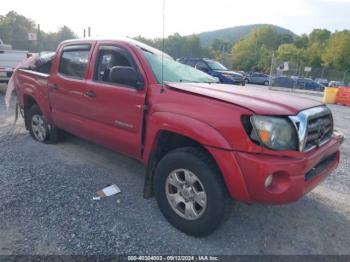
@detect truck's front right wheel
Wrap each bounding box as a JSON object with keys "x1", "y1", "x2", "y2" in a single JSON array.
[{"x1": 154, "y1": 147, "x2": 228, "y2": 237}]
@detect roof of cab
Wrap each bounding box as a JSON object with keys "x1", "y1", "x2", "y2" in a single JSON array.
[{"x1": 60, "y1": 38, "x2": 172, "y2": 58}]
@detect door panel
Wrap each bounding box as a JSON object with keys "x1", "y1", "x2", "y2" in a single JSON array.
[
  {"x1": 82, "y1": 81, "x2": 146, "y2": 158},
  {"x1": 78, "y1": 44, "x2": 147, "y2": 158},
  {"x1": 49, "y1": 44, "x2": 92, "y2": 136},
  {"x1": 49, "y1": 76, "x2": 88, "y2": 125}
]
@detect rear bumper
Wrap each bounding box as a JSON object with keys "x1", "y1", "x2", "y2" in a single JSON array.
[{"x1": 208, "y1": 134, "x2": 342, "y2": 204}]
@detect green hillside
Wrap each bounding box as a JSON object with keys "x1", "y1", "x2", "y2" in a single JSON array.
[{"x1": 197, "y1": 24, "x2": 296, "y2": 46}]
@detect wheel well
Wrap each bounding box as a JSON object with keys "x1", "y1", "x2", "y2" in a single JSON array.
[
  {"x1": 23, "y1": 95, "x2": 37, "y2": 129},
  {"x1": 143, "y1": 131, "x2": 221, "y2": 198},
  {"x1": 154, "y1": 131, "x2": 207, "y2": 163},
  {"x1": 24, "y1": 95, "x2": 37, "y2": 110}
]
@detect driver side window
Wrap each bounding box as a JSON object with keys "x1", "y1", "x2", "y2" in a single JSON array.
[
  {"x1": 94, "y1": 46, "x2": 136, "y2": 84},
  {"x1": 195, "y1": 61, "x2": 209, "y2": 71}
]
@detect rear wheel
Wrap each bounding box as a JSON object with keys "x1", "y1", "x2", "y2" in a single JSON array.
[
  {"x1": 28, "y1": 104, "x2": 59, "y2": 144},
  {"x1": 264, "y1": 80, "x2": 269, "y2": 86},
  {"x1": 245, "y1": 78, "x2": 249, "y2": 84},
  {"x1": 154, "y1": 147, "x2": 228, "y2": 237}
]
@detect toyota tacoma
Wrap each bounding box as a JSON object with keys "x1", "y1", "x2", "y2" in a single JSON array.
[{"x1": 12, "y1": 39, "x2": 344, "y2": 236}]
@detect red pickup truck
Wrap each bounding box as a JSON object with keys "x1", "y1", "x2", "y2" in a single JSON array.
[{"x1": 14, "y1": 39, "x2": 344, "y2": 236}]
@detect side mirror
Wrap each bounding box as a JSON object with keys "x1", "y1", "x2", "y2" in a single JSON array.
[{"x1": 109, "y1": 66, "x2": 144, "y2": 89}]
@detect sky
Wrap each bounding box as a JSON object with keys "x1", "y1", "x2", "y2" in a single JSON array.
[{"x1": 1, "y1": 0, "x2": 350, "y2": 38}]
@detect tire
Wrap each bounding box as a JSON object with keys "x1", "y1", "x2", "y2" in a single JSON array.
[
  {"x1": 245, "y1": 78, "x2": 249, "y2": 84},
  {"x1": 154, "y1": 147, "x2": 228, "y2": 237},
  {"x1": 28, "y1": 104, "x2": 60, "y2": 144},
  {"x1": 241, "y1": 81, "x2": 245, "y2": 86},
  {"x1": 264, "y1": 80, "x2": 269, "y2": 86}
]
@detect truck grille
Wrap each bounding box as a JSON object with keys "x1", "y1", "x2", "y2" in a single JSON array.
[
  {"x1": 304, "y1": 112, "x2": 333, "y2": 151},
  {"x1": 289, "y1": 106, "x2": 333, "y2": 152}
]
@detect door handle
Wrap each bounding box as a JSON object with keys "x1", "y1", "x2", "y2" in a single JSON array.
[
  {"x1": 49, "y1": 83, "x2": 60, "y2": 90},
  {"x1": 84, "y1": 90, "x2": 96, "y2": 98}
]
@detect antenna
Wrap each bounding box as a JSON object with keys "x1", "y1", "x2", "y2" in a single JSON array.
[{"x1": 160, "y1": 0, "x2": 165, "y2": 93}]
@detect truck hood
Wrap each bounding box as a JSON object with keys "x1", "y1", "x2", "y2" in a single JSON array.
[{"x1": 166, "y1": 82, "x2": 322, "y2": 115}]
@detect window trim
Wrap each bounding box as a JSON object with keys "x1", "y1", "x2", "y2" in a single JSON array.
[
  {"x1": 92, "y1": 44, "x2": 142, "y2": 89},
  {"x1": 58, "y1": 44, "x2": 91, "y2": 80}
]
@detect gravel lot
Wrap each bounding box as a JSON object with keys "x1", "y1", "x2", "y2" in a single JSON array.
[{"x1": 0, "y1": 86, "x2": 349, "y2": 255}]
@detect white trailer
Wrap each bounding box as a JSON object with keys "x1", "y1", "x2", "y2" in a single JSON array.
[{"x1": 0, "y1": 40, "x2": 28, "y2": 82}]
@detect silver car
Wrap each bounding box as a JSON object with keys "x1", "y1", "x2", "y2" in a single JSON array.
[{"x1": 245, "y1": 72, "x2": 270, "y2": 85}]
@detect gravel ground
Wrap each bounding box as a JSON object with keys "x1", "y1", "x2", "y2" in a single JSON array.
[{"x1": 0, "y1": 88, "x2": 349, "y2": 255}]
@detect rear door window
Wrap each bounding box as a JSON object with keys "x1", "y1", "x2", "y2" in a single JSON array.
[{"x1": 58, "y1": 45, "x2": 91, "y2": 79}]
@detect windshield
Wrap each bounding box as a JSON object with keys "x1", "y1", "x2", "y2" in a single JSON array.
[
  {"x1": 143, "y1": 51, "x2": 217, "y2": 84},
  {"x1": 205, "y1": 60, "x2": 228, "y2": 71}
]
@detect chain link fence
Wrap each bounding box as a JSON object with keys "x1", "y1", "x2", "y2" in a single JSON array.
[{"x1": 269, "y1": 58, "x2": 349, "y2": 92}]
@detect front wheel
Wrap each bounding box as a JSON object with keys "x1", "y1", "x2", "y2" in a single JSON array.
[{"x1": 154, "y1": 147, "x2": 228, "y2": 237}]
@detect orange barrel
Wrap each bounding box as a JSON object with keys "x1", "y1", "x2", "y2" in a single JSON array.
[{"x1": 335, "y1": 87, "x2": 350, "y2": 106}]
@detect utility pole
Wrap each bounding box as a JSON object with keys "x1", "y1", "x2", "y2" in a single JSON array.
[
  {"x1": 37, "y1": 24, "x2": 41, "y2": 52},
  {"x1": 321, "y1": 67, "x2": 325, "y2": 78},
  {"x1": 221, "y1": 44, "x2": 225, "y2": 65},
  {"x1": 88, "y1": 27, "x2": 91, "y2": 37},
  {"x1": 343, "y1": 70, "x2": 348, "y2": 83},
  {"x1": 83, "y1": 29, "x2": 86, "y2": 38},
  {"x1": 268, "y1": 52, "x2": 275, "y2": 90}
]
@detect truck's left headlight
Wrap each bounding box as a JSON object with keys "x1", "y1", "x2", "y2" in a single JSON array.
[{"x1": 249, "y1": 115, "x2": 298, "y2": 151}]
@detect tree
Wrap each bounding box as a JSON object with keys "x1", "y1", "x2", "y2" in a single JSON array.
[
  {"x1": 134, "y1": 33, "x2": 209, "y2": 59},
  {"x1": 0, "y1": 11, "x2": 77, "y2": 52},
  {"x1": 309, "y1": 29, "x2": 331, "y2": 46},
  {"x1": 277, "y1": 43, "x2": 307, "y2": 69},
  {"x1": 0, "y1": 11, "x2": 36, "y2": 50},
  {"x1": 209, "y1": 39, "x2": 232, "y2": 65},
  {"x1": 230, "y1": 26, "x2": 293, "y2": 71},
  {"x1": 322, "y1": 30, "x2": 350, "y2": 70},
  {"x1": 294, "y1": 34, "x2": 309, "y2": 49}
]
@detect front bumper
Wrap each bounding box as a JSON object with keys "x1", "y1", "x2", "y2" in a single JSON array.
[
  {"x1": 228, "y1": 79, "x2": 245, "y2": 85},
  {"x1": 208, "y1": 134, "x2": 343, "y2": 204}
]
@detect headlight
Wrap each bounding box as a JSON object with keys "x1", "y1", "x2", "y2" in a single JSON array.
[{"x1": 249, "y1": 116, "x2": 298, "y2": 151}]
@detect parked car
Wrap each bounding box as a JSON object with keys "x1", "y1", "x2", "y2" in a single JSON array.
[
  {"x1": 178, "y1": 58, "x2": 245, "y2": 85},
  {"x1": 272, "y1": 76, "x2": 325, "y2": 91},
  {"x1": 315, "y1": 78, "x2": 328, "y2": 87},
  {"x1": 0, "y1": 39, "x2": 28, "y2": 82},
  {"x1": 245, "y1": 72, "x2": 270, "y2": 85},
  {"x1": 272, "y1": 76, "x2": 294, "y2": 88},
  {"x1": 297, "y1": 78, "x2": 325, "y2": 91},
  {"x1": 329, "y1": 81, "x2": 345, "y2": 87},
  {"x1": 13, "y1": 38, "x2": 343, "y2": 236}
]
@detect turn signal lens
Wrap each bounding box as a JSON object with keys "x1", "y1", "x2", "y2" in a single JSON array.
[{"x1": 258, "y1": 129, "x2": 271, "y2": 144}]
